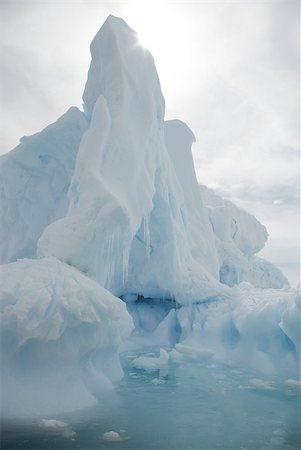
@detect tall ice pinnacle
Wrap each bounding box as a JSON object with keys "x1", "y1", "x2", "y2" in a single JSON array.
[
  {"x1": 83, "y1": 15, "x2": 162, "y2": 118},
  {"x1": 38, "y1": 14, "x2": 223, "y2": 302}
]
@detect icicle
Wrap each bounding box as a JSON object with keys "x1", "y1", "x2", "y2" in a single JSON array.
[
  {"x1": 104, "y1": 232, "x2": 114, "y2": 291},
  {"x1": 121, "y1": 239, "x2": 130, "y2": 288},
  {"x1": 143, "y1": 214, "x2": 151, "y2": 260}
]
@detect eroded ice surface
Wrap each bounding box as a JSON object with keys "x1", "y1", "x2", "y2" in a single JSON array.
[
  {"x1": 164, "y1": 119, "x2": 289, "y2": 290},
  {"x1": 0, "y1": 257, "x2": 133, "y2": 417},
  {"x1": 0, "y1": 107, "x2": 87, "y2": 264},
  {"x1": 200, "y1": 184, "x2": 290, "y2": 288}
]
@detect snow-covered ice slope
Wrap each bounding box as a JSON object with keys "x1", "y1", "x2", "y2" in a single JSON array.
[
  {"x1": 38, "y1": 15, "x2": 224, "y2": 303},
  {"x1": 0, "y1": 257, "x2": 133, "y2": 416},
  {"x1": 0, "y1": 107, "x2": 87, "y2": 264}
]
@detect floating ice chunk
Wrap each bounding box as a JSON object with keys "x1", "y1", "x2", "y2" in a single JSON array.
[
  {"x1": 285, "y1": 379, "x2": 301, "y2": 389},
  {"x1": 151, "y1": 378, "x2": 166, "y2": 385},
  {"x1": 41, "y1": 419, "x2": 69, "y2": 430},
  {"x1": 40, "y1": 419, "x2": 76, "y2": 438},
  {"x1": 174, "y1": 343, "x2": 213, "y2": 359},
  {"x1": 133, "y1": 348, "x2": 169, "y2": 375},
  {"x1": 249, "y1": 378, "x2": 276, "y2": 390},
  {"x1": 102, "y1": 431, "x2": 122, "y2": 442}
]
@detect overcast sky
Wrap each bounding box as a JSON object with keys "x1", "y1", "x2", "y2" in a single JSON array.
[{"x1": 0, "y1": 0, "x2": 300, "y2": 285}]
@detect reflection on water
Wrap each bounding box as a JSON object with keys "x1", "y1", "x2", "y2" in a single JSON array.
[{"x1": 1, "y1": 350, "x2": 300, "y2": 450}]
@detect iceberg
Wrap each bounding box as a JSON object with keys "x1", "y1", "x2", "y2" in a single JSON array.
[
  {"x1": 0, "y1": 14, "x2": 299, "y2": 422},
  {"x1": 1, "y1": 16, "x2": 288, "y2": 301}
]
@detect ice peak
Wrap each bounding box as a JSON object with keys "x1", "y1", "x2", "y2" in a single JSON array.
[
  {"x1": 101, "y1": 14, "x2": 136, "y2": 32},
  {"x1": 90, "y1": 14, "x2": 138, "y2": 49},
  {"x1": 82, "y1": 15, "x2": 141, "y2": 117}
]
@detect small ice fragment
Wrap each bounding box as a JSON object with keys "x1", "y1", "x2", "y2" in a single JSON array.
[
  {"x1": 40, "y1": 419, "x2": 76, "y2": 438},
  {"x1": 41, "y1": 419, "x2": 69, "y2": 430},
  {"x1": 285, "y1": 379, "x2": 301, "y2": 389},
  {"x1": 249, "y1": 378, "x2": 276, "y2": 390},
  {"x1": 103, "y1": 431, "x2": 122, "y2": 442},
  {"x1": 174, "y1": 343, "x2": 213, "y2": 359},
  {"x1": 151, "y1": 378, "x2": 166, "y2": 385},
  {"x1": 132, "y1": 349, "x2": 169, "y2": 373}
]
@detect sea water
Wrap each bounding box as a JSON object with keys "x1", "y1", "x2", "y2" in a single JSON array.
[{"x1": 1, "y1": 349, "x2": 300, "y2": 450}]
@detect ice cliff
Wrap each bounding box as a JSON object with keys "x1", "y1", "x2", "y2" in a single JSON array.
[{"x1": 0, "y1": 15, "x2": 299, "y2": 416}]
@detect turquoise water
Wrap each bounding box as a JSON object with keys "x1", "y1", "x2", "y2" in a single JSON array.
[{"x1": 2, "y1": 350, "x2": 300, "y2": 450}]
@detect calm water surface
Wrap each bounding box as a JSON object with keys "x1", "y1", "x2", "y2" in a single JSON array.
[{"x1": 1, "y1": 350, "x2": 300, "y2": 450}]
